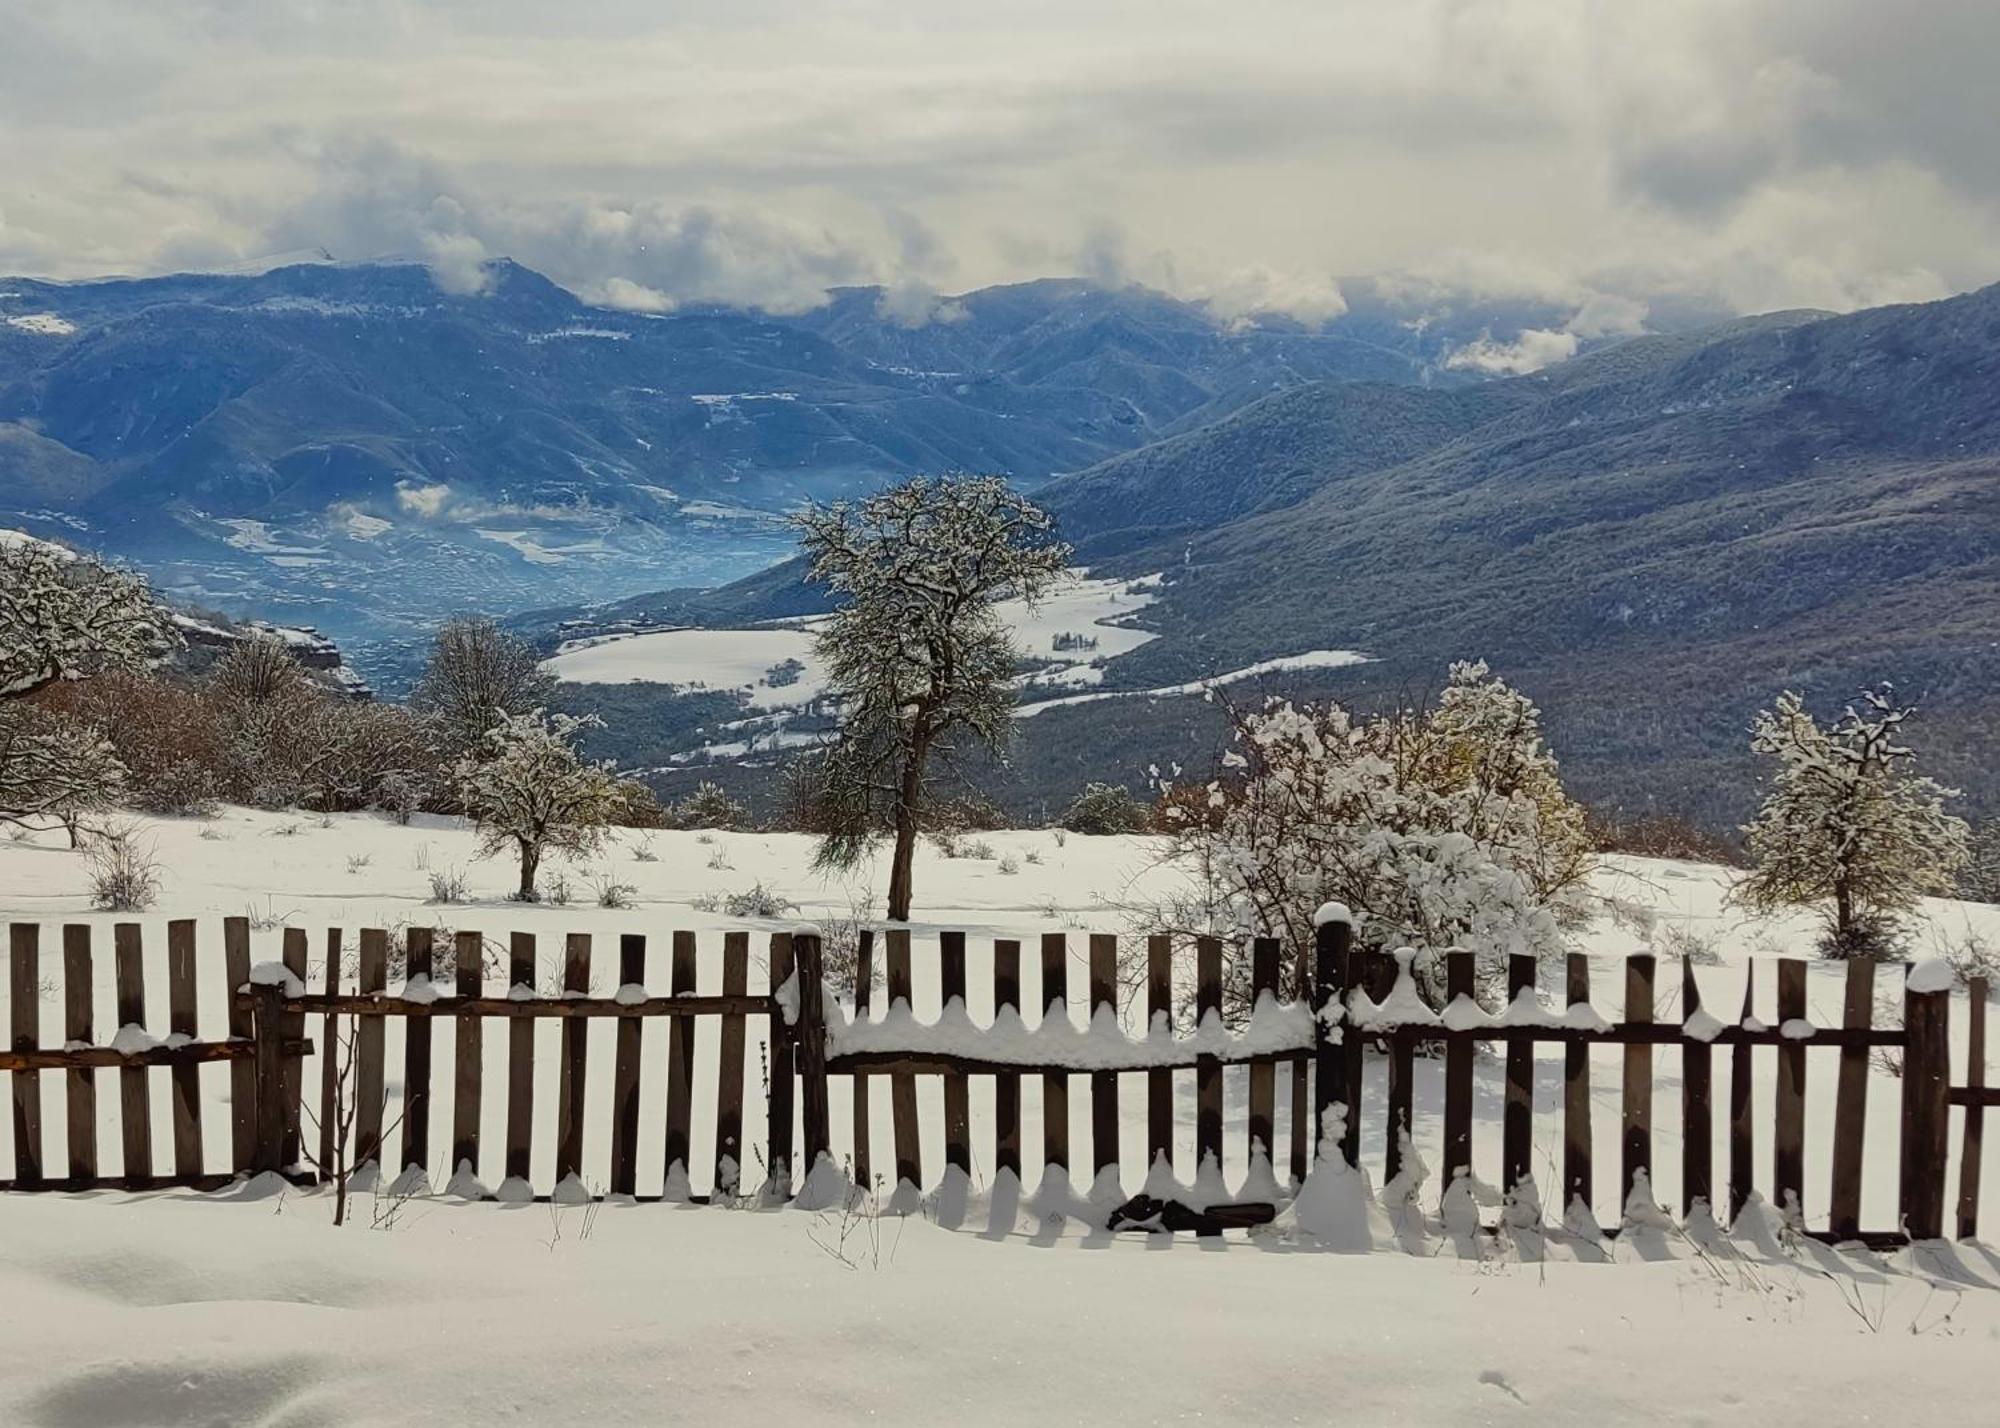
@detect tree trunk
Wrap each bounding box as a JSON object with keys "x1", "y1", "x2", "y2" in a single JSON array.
[
  {"x1": 1833, "y1": 878, "x2": 1854, "y2": 954},
  {"x1": 518, "y1": 840, "x2": 541, "y2": 903},
  {"x1": 885, "y1": 736, "x2": 929, "y2": 922}
]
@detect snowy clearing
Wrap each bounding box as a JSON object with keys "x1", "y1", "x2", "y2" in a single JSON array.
[{"x1": 2, "y1": 810, "x2": 1998, "y2": 1420}]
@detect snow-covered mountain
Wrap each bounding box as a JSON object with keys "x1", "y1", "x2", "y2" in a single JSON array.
[{"x1": 0, "y1": 260, "x2": 1663, "y2": 650}]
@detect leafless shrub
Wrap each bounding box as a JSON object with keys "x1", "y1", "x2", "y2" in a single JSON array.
[
  {"x1": 427, "y1": 865, "x2": 469, "y2": 904},
  {"x1": 589, "y1": 872, "x2": 638, "y2": 909},
  {"x1": 723, "y1": 881, "x2": 796, "y2": 919},
  {"x1": 85, "y1": 825, "x2": 160, "y2": 911}
]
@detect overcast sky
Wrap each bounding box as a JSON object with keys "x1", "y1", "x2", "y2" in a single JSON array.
[{"x1": 5, "y1": 0, "x2": 1997, "y2": 323}]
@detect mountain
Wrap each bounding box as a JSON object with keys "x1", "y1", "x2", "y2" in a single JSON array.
[
  {"x1": 0, "y1": 260, "x2": 1629, "y2": 657},
  {"x1": 1035, "y1": 287, "x2": 2000, "y2": 825},
  {"x1": 552, "y1": 285, "x2": 2000, "y2": 830}
]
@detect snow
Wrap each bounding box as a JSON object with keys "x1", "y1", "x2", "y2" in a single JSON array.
[
  {"x1": 4, "y1": 313, "x2": 76, "y2": 336},
  {"x1": 474, "y1": 528, "x2": 570, "y2": 565},
  {"x1": 545, "y1": 627, "x2": 826, "y2": 709},
  {"x1": 0, "y1": 818, "x2": 1998, "y2": 1415},
  {"x1": 1016, "y1": 648, "x2": 1372, "y2": 718},
  {"x1": 1313, "y1": 900, "x2": 1354, "y2": 927},
  {"x1": 1908, "y1": 958, "x2": 1956, "y2": 994}
]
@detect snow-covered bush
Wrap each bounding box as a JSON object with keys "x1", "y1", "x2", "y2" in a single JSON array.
[
  {"x1": 1961, "y1": 820, "x2": 2000, "y2": 905},
  {"x1": 0, "y1": 705, "x2": 125, "y2": 842},
  {"x1": 1733, "y1": 687, "x2": 1969, "y2": 958},
  {"x1": 0, "y1": 537, "x2": 171, "y2": 701},
  {"x1": 454, "y1": 710, "x2": 628, "y2": 902},
  {"x1": 1158, "y1": 661, "x2": 1594, "y2": 1006},
  {"x1": 1060, "y1": 782, "x2": 1151, "y2": 835},
  {"x1": 426, "y1": 866, "x2": 470, "y2": 904},
  {"x1": 589, "y1": 872, "x2": 638, "y2": 909},
  {"x1": 721, "y1": 881, "x2": 797, "y2": 918},
  {"x1": 998, "y1": 853, "x2": 1021, "y2": 875},
  {"x1": 675, "y1": 780, "x2": 749, "y2": 831},
  {"x1": 85, "y1": 825, "x2": 160, "y2": 911}
]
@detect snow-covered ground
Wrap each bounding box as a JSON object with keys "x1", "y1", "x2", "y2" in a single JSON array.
[{"x1": 2, "y1": 810, "x2": 1997, "y2": 1420}]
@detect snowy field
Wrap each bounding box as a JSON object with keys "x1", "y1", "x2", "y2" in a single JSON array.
[{"x1": 2, "y1": 810, "x2": 1998, "y2": 1421}]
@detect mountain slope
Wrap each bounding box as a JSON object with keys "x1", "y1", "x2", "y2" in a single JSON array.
[
  {"x1": 1057, "y1": 285, "x2": 2000, "y2": 823},
  {"x1": 1, "y1": 260, "x2": 1614, "y2": 647}
]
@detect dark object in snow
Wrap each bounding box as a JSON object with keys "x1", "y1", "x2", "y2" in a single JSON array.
[{"x1": 1106, "y1": 1194, "x2": 1277, "y2": 1237}]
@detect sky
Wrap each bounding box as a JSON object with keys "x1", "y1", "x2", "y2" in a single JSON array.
[{"x1": 4, "y1": 0, "x2": 1998, "y2": 325}]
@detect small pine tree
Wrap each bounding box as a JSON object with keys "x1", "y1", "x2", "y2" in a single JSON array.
[
  {"x1": 676, "y1": 780, "x2": 749, "y2": 830},
  {"x1": 455, "y1": 710, "x2": 627, "y2": 901},
  {"x1": 1060, "y1": 782, "x2": 1150, "y2": 835},
  {"x1": 1734, "y1": 687, "x2": 1970, "y2": 956}
]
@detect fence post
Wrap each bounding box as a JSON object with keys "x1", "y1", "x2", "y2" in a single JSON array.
[
  {"x1": 1899, "y1": 971, "x2": 1951, "y2": 1240},
  {"x1": 250, "y1": 981, "x2": 286, "y2": 1177},
  {"x1": 1311, "y1": 906, "x2": 1352, "y2": 1165},
  {"x1": 795, "y1": 933, "x2": 832, "y2": 1180}
]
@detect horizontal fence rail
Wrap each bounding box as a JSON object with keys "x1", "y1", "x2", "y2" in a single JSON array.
[{"x1": 0, "y1": 918, "x2": 1991, "y2": 1244}]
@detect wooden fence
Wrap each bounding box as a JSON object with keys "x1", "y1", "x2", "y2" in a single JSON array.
[{"x1": 2, "y1": 916, "x2": 1993, "y2": 1243}]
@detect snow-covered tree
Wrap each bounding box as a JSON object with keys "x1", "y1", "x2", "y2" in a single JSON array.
[
  {"x1": 675, "y1": 779, "x2": 749, "y2": 830},
  {"x1": 455, "y1": 710, "x2": 626, "y2": 901},
  {"x1": 1159, "y1": 661, "x2": 1595, "y2": 1007},
  {"x1": 793, "y1": 475, "x2": 1071, "y2": 921},
  {"x1": 412, "y1": 617, "x2": 555, "y2": 765},
  {"x1": 0, "y1": 536, "x2": 170, "y2": 701},
  {"x1": 0, "y1": 707, "x2": 125, "y2": 841},
  {"x1": 1734, "y1": 686, "x2": 1970, "y2": 956}
]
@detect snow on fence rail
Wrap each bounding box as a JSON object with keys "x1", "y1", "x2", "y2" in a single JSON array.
[{"x1": 0, "y1": 917, "x2": 1992, "y2": 1243}]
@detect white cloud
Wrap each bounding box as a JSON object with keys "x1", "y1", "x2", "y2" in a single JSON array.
[
  {"x1": 395, "y1": 481, "x2": 452, "y2": 518},
  {"x1": 1443, "y1": 328, "x2": 1580, "y2": 376},
  {"x1": 1, "y1": 2, "x2": 1996, "y2": 319}
]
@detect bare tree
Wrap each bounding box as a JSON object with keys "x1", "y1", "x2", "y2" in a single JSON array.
[
  {"x1": 0, "y1": 536, "x2": 171, "y2": 702},
  {"x1": 792, "y1": 475, "x2": 1070, "y2": 921},
  {"x1": 411, "y1": 617, "x2": 555, "y2": 764}
]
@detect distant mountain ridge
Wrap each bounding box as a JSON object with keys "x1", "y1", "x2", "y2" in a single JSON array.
[
  {"x1": 0, "y1": 259, "x2": 1637, "y2": 650},
  {"x1": 542, "y1": 282, "x2": 2000, "y2": 829}
]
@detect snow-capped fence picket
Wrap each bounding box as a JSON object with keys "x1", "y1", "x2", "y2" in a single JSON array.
[
  {"x1": 0, "y1": 915, "x2": 1993, "y2": 1246},
  {"x1": 2, "y1": 919, "x2": 314, "y2": 1192}
]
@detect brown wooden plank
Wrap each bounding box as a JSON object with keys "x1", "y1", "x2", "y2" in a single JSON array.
[
  {"x1": 451, "y1": 930, "x2": 483, "y2": 1180},
  {"x1": 663, "y1": 930, "x2": 696, "y2": 1190},
  {"x1": 1249, "y1": 938, "x2": 1278, "y2": 1177},
  {"x1": 1622, "y1": 954, "x2": 1656, "y2": 1208},
  {"x1": 942, "y1": 930, "x2": 972, "y2": 1177},
  {"x1": 1088, "y1": 932, "x2": 1118, "y2": 1183},
  {"x1": 1503, "y1": 952, "x2": 1535, "y2": 1198},
  {"x1": 504, "y1": 931, "x2": 534, "y2": 1184},
  {"x1": 1196, "y1": 934, "x2": 1223, "y2": 1177},
  {"x1": 397, "y1": 927, "x2": 433, "y2": 1176},
  {"x1": 250, "y1": 982, "x2": 285, "y2": 1175},
  {"x1": 1728, "y1": 973, "x2": 1755, "y2": 1221},
  {"x1": 1041, "y1": 932, "x2": 1070, "y2": 1177},
  {"x1": 1957, "y1": 977, "x2": 1987, "y2": 1242},
  {"x1": 223, "y1": 916, "x2": 254, "y2": 1173},
  {"x1": 1899, "y1": 972, "x2": 1952, "y2": 1240},
  {"x1": 316, "y1": 928, "x2": 341, "y2": 1182},
  {"x1": 1442, "y1": 951, "x2": 1474, "y2": 1202},
  {"x1": 885, "y1": 927, "x2": 921, "y2": 1188},
  {"x1": 10, "y1": 924, "x2": 44, "y2": 1188},
  {"x1": 1563, "y1": 952, "x2": 1592, "y2": 1219},
  {"x1": 167, "y1": 919, "x2": 203, "y2": 1176},
  {"x1": 1680, "y1": 958, "x2": 1713, "y2": 1216},
  {"x1": 1146, "y1": 934, "x2": 1172, "y2": 1175},
  {"x1": 355, "y1": 928, "x2": 389, "y2": 1171},
  {"x1": 765, "y1": 931, "x2": 796, "y2": 1194},
  {"x1": 607, "y1": 933, "x2": 646, "y2": 1196},
  {"x1": 1828, "y1": 958, "x2": 1876, "y2": 1240},
  {"x1": 1340, "y1": 942, "x2": 1367, "y2": 1170},
  {"x1": 556, "y1": 932, "x2": 591, "y2": 1186},
  {"x1": 1773, "y1": 957, "x2": 1806, "y2": 1219},
  {"x1": 1386, "y1": 958, "x2": 1415, "y2": 1185},
  {"x1": 62, "y1": 925, "x2": 95, "y2": 1181},
  {"x1": 113, "y1": 923, "x2": 152, "y2": 1186},
  {"x1": 1291, "y1": 935, "x2": 1311, "y2": 1185},
  {"x1": 280, "y1": 927, "x2": 307, "y2": 1170},
  {"x1": 714, "y1": 930, "x2": 749, "y2": 1194},
  {"x1": 794, "y1": 932, "x2": 832, "y2": 1175},
  {"x1": 993, "y1": 937, "x2": 1021, "y2": 1180},
  {"x1": 1313, "y1": 917, "x2": 1350, "y2": 1163},
  {"x1": 0, "y1": 1039, "x2": 307, "y2": 1073}
]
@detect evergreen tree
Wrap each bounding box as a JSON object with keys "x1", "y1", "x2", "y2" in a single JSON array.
[
  {"x1": 1734, "y1": 686, "x2": 1970, "y2": 956},
  {"x1": 793, "y1": 475, "x2": 1070, "y2": 921}
]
